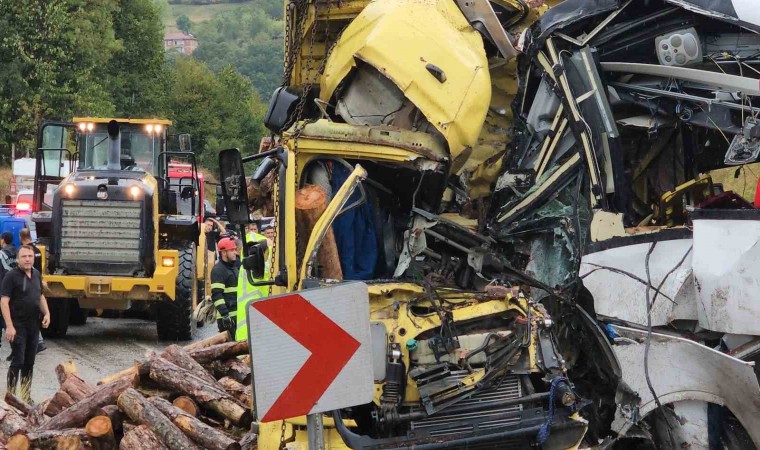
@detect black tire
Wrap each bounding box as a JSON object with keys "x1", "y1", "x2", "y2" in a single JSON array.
[
  {"x1": 156, "y1": 242, "x2": 195, "y2": 341},
  {"x1": 42, "y1": 298, "x2": 70, "y2": 338},
  {"x1": 69, "y1": 299, "x2": 88, "y2": 326}
]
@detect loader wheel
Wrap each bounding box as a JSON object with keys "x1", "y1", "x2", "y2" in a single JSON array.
[
  {"x1": 69, "y1": 299, "x2": 88, "y2": 326},
  {"x1": 157, "y1": 242, "x2": 195, "y2": 341},
  {"x1": 42, "y1": 298, "x2": 71, "y2": 338}
]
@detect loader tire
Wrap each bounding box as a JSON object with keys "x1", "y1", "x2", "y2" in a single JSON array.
[
  {"x1": 42, "y1": 298, "x2": 70, "y2": 338},
  {"x1": 69, "y1": 299, "x2": 88, "y2": 326},
  {"x1": 157, "y1": 242, "x2": 195, "y2": 341}
]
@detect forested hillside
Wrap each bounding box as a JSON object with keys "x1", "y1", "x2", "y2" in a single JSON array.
[{"x1": 0, "y1": 0, "x2": 283, "y2": 171}]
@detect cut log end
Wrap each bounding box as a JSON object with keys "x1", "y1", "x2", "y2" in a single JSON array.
[
  {"x1": 171, "y1": 397, "x2": 198, "y2": 417},
  {"x1": 85, "y1": 416, "x2": 112, "y2": 437},
  {"x1": 6, "y1": 435, "x2": 29, "y2": 450},
  {"x1": 295, "y1": 184, "x2": 328, "y2": 211}
]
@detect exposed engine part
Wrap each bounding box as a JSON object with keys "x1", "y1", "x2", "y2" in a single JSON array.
[
  {"x1": 409, "y1": 373, "x2": 523, "y2": 438},
  {"x1": 724, "y1": 119, "x2": 760, "y2": 165},
  {"x1": 381, "y1": 343, "x2": 406, "y2": 408},
  {"x1": 655, "y1": 28, "x2": 702, "y2": 67},
  {"x1": 410, "y1": 331, "x2": 514, "y2": 366}
]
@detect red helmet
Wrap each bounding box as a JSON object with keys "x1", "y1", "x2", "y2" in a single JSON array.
[{"x1": 217, "y1": 237, "x2": 237, "y2": 251}]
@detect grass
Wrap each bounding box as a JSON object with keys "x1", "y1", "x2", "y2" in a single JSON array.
[{"x1": 165, "y1": 1, "x2": 254, "y2": 34}]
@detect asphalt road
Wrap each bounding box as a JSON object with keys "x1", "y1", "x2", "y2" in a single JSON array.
[{"x1": 0, "y1": 317, "x2": 216, "y2": 403}]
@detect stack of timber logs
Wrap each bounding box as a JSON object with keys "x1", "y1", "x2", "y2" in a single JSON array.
[{"x1": 0, "y1": 333, "x2": 257, "y2": 450}]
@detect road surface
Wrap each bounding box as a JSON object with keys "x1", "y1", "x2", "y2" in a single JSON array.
[{"x1": 0, "y1": 317, "x2": 217, "y2": 403}]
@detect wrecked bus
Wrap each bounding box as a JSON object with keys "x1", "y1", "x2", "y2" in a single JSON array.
[{"x1": 222, "y1": 0, "x2": 760, "y2": 448}]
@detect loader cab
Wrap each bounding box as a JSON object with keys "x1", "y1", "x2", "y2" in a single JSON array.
[{"x1": 75, "y1": 119, "x2": 168, "y2": 175}]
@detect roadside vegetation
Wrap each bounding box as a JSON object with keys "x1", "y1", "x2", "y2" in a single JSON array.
[{"x1": 0, "y1": 0, "x2": 283, "y2": 172}]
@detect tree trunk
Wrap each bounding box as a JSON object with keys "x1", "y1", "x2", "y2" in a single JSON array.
[
  {"x1": 99, "y1": 332, "x2": 230, "y2": 386},
  {"x1": 85, "y1": 416, "x2": 115, "y2": 450},
  {"x1": 3, "y1": 393, "x2": 43, "y2": 428},
  {"x1": 0, "y1": 404, "x2": 28, "y2": 438},
  {"x1": 61, "y1": 377, "x2": 95, "y2": 403},
  {"x1": 171, "y1": 397, "x2": 198, "y2": 418},
  {"x1": 239, "y1": 432, "x2": 257, "y2": 450},
  {"x1": 217, "y1": 377, "x2": 252, "y2": 407},
  {"x1": 44, "y1": 391, "x2": 75, "y2": 417},
  {"x1": 53, "y1": 435, "x2": 85, "y2": 450},
  {"x1": 209, "y1": 359, "x2": 251, "y2": 385},
  {"x1": 93, "y1": 406, "x2": 124, "y2": 433},
  {"x1": 295, "y1": 184, "x2": 343, "y2": 280},
  {"x1": 183, "y1": 332, "x2": 230, "y2": 351},
  {"x1": 54, "y1": 361, "x2": 79, "y2": 385},
  {"x1": 136, "y1": 386, "x2": 173, "y2": 401},
  {"x1": 29, "y1": 401, "x2": 48, "y2": 427},
  {"x1": 120, "y1": 423, "x2": 137, "y2": 436},
  {"x1": 148, "y1": 358, "x2": 251, "y2": 426},
  {"x1": 42, "y1": 374, "x2": 138, "y2": 431},
  {"x1": 4, "y1": 394, "x2": 32, "y2": 417},
  {"x1": 161, "y1": 345, "x2": 217, "y2": 385},
  {"x1": 119, "y1": 425, "x2": 168, "y2": 450},
  {"x1": 10, "y1": 429, "x2": 87, "y2": 450},
  {"x1": 148, "y1": 397, "x2": 241, "y2": 450},
  {"x1": 117, "y1": 389, "x2": 200, "y2": 450},
  {"x1": 188, "y1": 341, "x2": 249, "y2": 365}
]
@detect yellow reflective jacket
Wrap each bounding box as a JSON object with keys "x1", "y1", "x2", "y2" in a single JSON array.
[{"x1": 235, "y1": 232, "x2": 269, "y2": 341}]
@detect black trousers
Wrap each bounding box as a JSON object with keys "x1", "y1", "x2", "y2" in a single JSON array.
[{"x1": 7, "y1": 323, "x2": 39, "y2": 401}]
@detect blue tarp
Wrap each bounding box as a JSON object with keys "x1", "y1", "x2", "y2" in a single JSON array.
[{"x1": 330, "y1": 164, "x2": 379, "y2": 280}]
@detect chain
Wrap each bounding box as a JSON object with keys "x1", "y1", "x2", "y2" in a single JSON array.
[
  {"x1": 278, "y1": 418, "x2": 287, "y2": 450},
  {"x1": 268, "y1": 168, "x2": 279, "y2": 295},
  {"x1": 282, "y1": 0, "x2": 310, "y2": 88}
]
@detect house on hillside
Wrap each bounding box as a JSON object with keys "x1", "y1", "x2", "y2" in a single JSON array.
[{"x1": 163, "y1": 33, "x2": 198, "y2": 54}]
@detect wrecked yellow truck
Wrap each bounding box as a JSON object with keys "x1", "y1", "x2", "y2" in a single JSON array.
[{"x1": 221, "y1": 0, "x2": 760, "y2": 448}]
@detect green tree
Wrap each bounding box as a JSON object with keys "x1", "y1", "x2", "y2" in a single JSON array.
[
  {"x1": 166, "y1": 58, "x2": 266, "y2": 169},
  {"x1": 0, "y1": 0, "x2": 120, "y2": 156},
  {"x1": 151, "y1": 0, "x2": 171, "y2": 22},
  {"x1": 192, "y1": 6, "x2": 284, "y2": 99},
  {"x1": 176, "y1": 15, "x2": 191, "y2": 34},
  {"x1": 107, "y1": 0, "x2": 168, "y2": 117}
]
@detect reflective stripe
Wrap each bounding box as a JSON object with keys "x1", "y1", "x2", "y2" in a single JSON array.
[
  {"x1": 229, "y1": 311, "x2": 238, "y2": 318},
  {"x1": 213, "y1": 299, "x2": 226, "y2": 307},
  {"x1": 223, "y1": 287, "x2": 237, "y2": 293},
  {"x1": 210, "y1": 283, "x2": 226, "y2": 290}
]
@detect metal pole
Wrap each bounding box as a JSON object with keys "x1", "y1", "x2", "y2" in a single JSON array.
[{"x1": 307, "y1": 413, "x2": 325, "y2": 450}]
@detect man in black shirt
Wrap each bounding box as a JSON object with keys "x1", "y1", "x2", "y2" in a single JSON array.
[
  {"x1": 0, "y1": 245, "x2": 50, "y2": 402},
  {"x1": 204, "y1": 217, "x2": 226, "y2": 253},
  {"x1": 19, "y1": 228, "x2": 46, "y2": 354},
  {"x1": 18, "y1": 229, "x2": 40, "y2": 272}
]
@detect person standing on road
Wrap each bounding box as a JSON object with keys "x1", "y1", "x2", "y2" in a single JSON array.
[
  {"x1": 0, "y1": 245, "x2": 50, "y2": 402},
  {"x1": 0, "y1": 232, "x2": 17, "y2": 345},
  {"x1": 210, "y1": 237, "x2": 239, "y2": 337},
  {"x1": 19, "y1": 228, "x2": 46, "y2": 354}
]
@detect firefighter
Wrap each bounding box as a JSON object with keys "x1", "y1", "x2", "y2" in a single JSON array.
[
  {"x1": 209, "y1": 237, "x2": 239, "y2": 337},
  {"x1": 235, "y1": 231, "x2": 269, "y2": 341}
]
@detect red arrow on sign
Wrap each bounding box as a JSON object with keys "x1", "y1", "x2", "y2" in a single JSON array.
[{"x1": 253, "y1": 293, "x2": 361, "y2": 422}]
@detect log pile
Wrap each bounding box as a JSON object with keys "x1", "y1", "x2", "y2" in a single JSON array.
[{"x1": 0, "y1": 333, "x2": 257, "y2": 450}]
